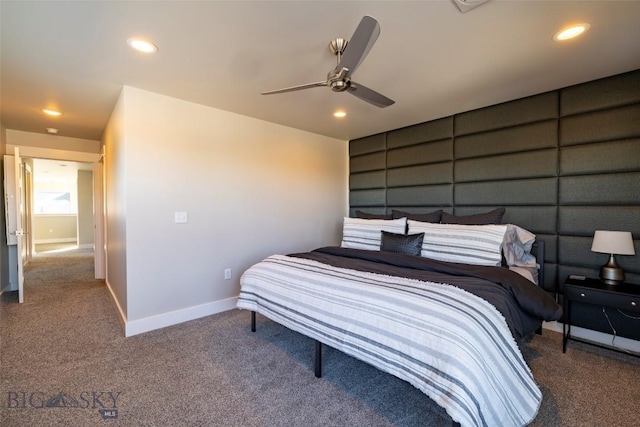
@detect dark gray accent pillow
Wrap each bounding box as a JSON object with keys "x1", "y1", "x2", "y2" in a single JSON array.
[
  {"x1": 392, "y1": 209, "x2": 443, "y2": 223},
  {"x1": 356, "y1": 210, "x2": 392, "y2": 220},
  {"x1": 441, "y1": 207, "x2": 505, "y2": 225},
  {"x1": 380, "y1": 231, "x2": 424, "y2": 256}
]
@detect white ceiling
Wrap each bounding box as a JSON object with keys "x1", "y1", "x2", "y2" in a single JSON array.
[
  {"x1": 1, "y1": 1, "x2": 640, "y2": 142},
  {"x1": 32, "y1": 158, "x2": 93, "y2": 185}
]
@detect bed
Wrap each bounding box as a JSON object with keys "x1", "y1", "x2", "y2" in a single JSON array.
[{"x1": 237, "y1": 215, "x2": 562, "y2": 427}]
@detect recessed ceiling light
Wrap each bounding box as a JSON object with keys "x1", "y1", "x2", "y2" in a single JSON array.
[
  {"x1": 553, "y1": 23, "x2": 590, "y2": 42},
  {"x1": 127, "y1": 37, "x2": 158, "y2": 53},
  {"x1": 42, "y1": 108, "x2": 62, "y2": 116},
  {"x1": 334, "y1": 111, "x2": 347, "y2": 118},
  {"x1": 46, "y1": 128, "x2": 59, "y2": 134}
]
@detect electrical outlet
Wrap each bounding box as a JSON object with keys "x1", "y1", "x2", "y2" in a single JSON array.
[{"x1": 224, "y1": 268, "x2": 232, "y2": 280}]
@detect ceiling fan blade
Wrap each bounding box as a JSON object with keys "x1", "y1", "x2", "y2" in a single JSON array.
[
  {"x1": 261, "y1": 81, "x2": 328, "y2": 95},
  {"x1": 337, "y1": 16, "x2": 380, "y2": 76},
  {"x1": 347, "y1": 81, "x2": 395, "y2": 108}
]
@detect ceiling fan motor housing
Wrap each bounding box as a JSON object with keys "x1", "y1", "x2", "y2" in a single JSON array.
[
  {"x1": 330, "y1": 79, "x2": 350, "y2": 92},
  {"x1": 327, "y1": 66, "x2": 351, "y2": 92}
]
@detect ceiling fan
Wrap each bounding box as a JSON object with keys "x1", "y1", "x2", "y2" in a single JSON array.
[{"x1": 261, "y1": 16, "x2": 395, "y2": 108}]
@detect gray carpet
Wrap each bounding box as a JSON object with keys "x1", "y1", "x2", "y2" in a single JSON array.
[{"x1": 1, "y1": 248, "x2": 639, "y2": 426}]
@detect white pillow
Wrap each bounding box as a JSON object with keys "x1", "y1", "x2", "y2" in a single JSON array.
[
  {"x1": 502, "y1": 224, "x2": 537, "y2": 267},
  {"x1": 341, "y1": 217, "x2": 407, "y2": 251},
  {"x1": 407, "y1": 221, "x2": 508, "y2": 266}
]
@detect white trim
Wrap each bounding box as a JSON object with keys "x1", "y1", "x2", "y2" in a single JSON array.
[
  {"x1": 6, "y1": 144, "x2": 101, "y2": 163},
  {"x1": 124, "y1": 297, "x2": 238, "y2": 337},
  {"x1": 34, "y1": 238, "x2": 77, "y2": 244},
  {"x1": 33, "y1": 214, "x2": 78, "y2": 217},
  {"x1": 543, "y1": 321, "x2": 640, "y2": 354},
  {"x1": 78, "y1": 243, "x2": 94, "y2": 250},
  {"x1": 105, "y1": 278, "x2": 127, "y2": 333}
]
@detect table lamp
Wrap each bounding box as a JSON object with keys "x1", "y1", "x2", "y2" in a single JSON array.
[{"x1": 590, "y1": 230, "x2": 635, "y2": 285}]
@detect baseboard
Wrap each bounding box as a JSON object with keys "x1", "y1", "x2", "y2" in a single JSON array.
[
  {"x1": 103, "y1": 279, "x2": 237, "y2": 337},
  {"x1": 78, "y1": 243, "x2": 94, "y2": 250},
  {"x1": 124, "y1": 297, "x2": 238, "y2": 337},
  {"x1": 34, "y1": 238, "x2": 77, "y2": 244},
  {"x1": 104, "y1": 278, "x2": 128, "y2": 333},
  {"x1": 543, "y1": 321, "x2": 640, "y2": 354}
]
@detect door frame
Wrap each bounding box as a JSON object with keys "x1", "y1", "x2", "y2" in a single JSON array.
[
  {"x1": 3, "y1": 148, "x2": 25, "y2": 301},
  {"x1": 23, "y1": 161, "x2": 34, "y2": 264},
  {"x1": 5, "y1": 144, "x2": 103, "y2": 280}
]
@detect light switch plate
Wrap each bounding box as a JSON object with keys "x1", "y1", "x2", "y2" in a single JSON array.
[{"x1": 174, "y1": 211, "x2": 188, "y2": 224}]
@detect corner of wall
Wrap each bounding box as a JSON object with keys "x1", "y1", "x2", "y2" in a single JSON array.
[{"x1": 123, "y1": 297, "x2": 238, "y2": 337}]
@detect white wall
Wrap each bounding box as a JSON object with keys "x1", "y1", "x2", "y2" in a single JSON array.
[
  {"x1": 104, "y1": 86, "x2": 348, "y2": 335},
  {"x1": 103, "y1": 93, "x2": 128, "y2": 321},
  {"x1": 33, "y1": 215, "x2": 77, "y2": 243}
]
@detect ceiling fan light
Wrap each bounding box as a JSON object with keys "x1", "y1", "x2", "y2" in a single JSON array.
[
  {"x1": 42, "y1": 108, "x2": 62, "y2": 116},
  {"x1": 553, "y1": 23, "x2": 590, "y2": 41}
]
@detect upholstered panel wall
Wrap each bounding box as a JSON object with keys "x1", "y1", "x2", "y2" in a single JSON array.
[{"x1": 349, "y1": 69, "x2": 640, "y2": 339}]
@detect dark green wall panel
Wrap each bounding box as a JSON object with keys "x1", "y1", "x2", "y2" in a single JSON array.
[
  {"x1": 350, "y1": 170, "x2": 386, "y2": 190},
  {"x1": 387, "y1": 185, "x2": 453, "y2": 207},
  {"x1": 455, "y1": 120, "x2": 558, "y2": 159},
  {"x1": 559, "y1": 173, "x2": 640, "y2": 205},
  {"x1": 387, "y1": 163, "x2": 452, "y2": 187},
  {"x1": 387, "y1": 139, "x2": 453, "y2": 168},
  {"x1": 560, "y1": 104, "x2": 640, "y2": 146},
  {"x1": 350, "y1": 133, "x2": 385, "y2": 156},
  {"x1": 558, "y1": 206, "x2": 640, "y2": 236},
  {"x1": 561, "y1": 70, "x2": 640, "y2": 116},
  {"x1": 349, "y1": 189, "x2": 385, "y2": 207},
  {"x1": 560, "y1": 138, "x2": 640, "y2": 176},
  {"x1": 350, "y1": 151, "x2": 385, "y2": 173},
  {"x1": 455, "y1": 92, "x2": 558, "y2": 135},
  {"x1": 455, "y1": 178, "x2": 557, "y2": 206},
  {"x1": 387, "y1": 117, "x2": 453, "y2": 149},
  {"x1": 455, "y1": 150, "x2": 557, "y2": 182}
]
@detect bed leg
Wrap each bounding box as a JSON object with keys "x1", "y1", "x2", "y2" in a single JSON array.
[
  {"x1": 314, "y1": 340, "x2": 322, "y2": 378},
  {"x1": 251, "y1": 311, "x2": 256, "y2": 332}
]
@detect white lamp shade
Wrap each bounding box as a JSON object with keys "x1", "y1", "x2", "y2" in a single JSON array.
[{"x1": 591, "y1": 230, "x2": 635, "y2": 255}]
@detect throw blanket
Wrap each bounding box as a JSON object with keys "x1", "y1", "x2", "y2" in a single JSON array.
[{"x1": 237, "y1": 250, "x2": 558, "y2": 427}]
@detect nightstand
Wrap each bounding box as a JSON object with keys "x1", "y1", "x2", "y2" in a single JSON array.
[{"x1": 562, "y1": 276, "x2": 640, "y2": 354}]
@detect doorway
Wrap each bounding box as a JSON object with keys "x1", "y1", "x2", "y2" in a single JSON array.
[
  {"x1": 30, "y1": 158, "x2": 94, "y2": 255},
  {"x1": 4, "y1": 154, "x2": 105, "y2": 302}
]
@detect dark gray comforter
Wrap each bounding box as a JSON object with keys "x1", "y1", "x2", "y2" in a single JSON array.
[{"x1": 290, "y1": 246, "x2": 562, "y2": 340}]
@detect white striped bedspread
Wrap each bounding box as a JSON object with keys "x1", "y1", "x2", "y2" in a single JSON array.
[{"x1": 237, "y1": 254, "x2": 541, "y2": 427}]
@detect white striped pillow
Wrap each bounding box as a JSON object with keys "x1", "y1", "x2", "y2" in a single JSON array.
[
  {"x1": 407, "y1": 220, "x2": 508, "y2": 266},
  {"x1": 341, "y1": 217, "x2": 407, "y2": 251}
]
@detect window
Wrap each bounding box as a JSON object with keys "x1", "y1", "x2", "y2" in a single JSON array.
[{"x1": 34, "y1": 191, "x2": 74, "y2": 214}]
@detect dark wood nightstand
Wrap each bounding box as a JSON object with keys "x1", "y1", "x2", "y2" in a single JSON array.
[{"x1": 562, "y1": 276, "x2": 640, "y2": 354}]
